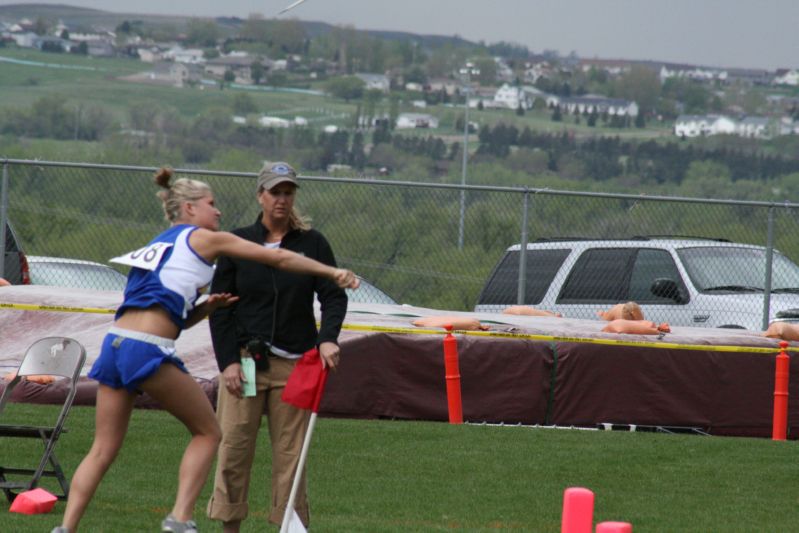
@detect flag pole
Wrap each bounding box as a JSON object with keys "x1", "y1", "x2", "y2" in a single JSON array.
[
  {"x1": 280, "y1": 366, "x2": 329, "y2": 533},
  {"x1": 280, "y1": 412, "x2": 318, "y2": 533}
]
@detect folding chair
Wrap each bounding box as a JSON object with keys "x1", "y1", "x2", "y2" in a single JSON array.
[{"x1": 0, "y1": 337, "x2": 86, "y2": 502}]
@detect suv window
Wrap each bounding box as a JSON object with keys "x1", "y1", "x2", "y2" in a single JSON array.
[
  {"x1": 558, "y1": 248, "x2": 687, "y2": 304},
  {"x1": 477, "y1": 248, "x2": 569, "y2": 305},
  {"x1": 558, "y1": 248, "x2": 633, "y2": 303},
  {"x1": 628, "y1": 249, "x2": 685, "y2": 303}
]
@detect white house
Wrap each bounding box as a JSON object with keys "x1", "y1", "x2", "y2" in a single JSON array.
[
  {"x1": 522, "y1": 61, "x2": 552, "y2": 84},
  {"x1": 674, "y1": 114, "x2": 773, "y2": 138},
  {"x1": 205, "y1": 54, "x2": 273, "y2": 84},
  {"x1": 674, "y1": 115, "x2": 714, "y2": 137},
  {"x1": 258, "y1": 116, "x2": 291, "y2": 128},
  {"x1": 493, "y1": 84, "x2": 532, "y2": 110},
  {"x1": 659, "y1": 65, "x2": 727, "y2": 83},
  {"x1": 165, "y1": 47, "x2": 205, "y2": 65},
  {"x1": 355, "y1": 73, "x2": 390, "y2": 93},
  {"x1": 7, "y1": 31, "x2": 38, "y2": 48},
  {"x1": 546, "y1": 95, "x2": 639, "y2": 117},
  {"x1": 148, "y1": 62, "x2": 191, "y2": 87},
  {"x1": 774, "y1": 69, "x2": 799, "y2": 86},
  {"x1": 738, "y1": 117, "x2": 771, "y2": 138},
  {"x1": 710, "y1": 115, "x2": 737, "y2": 135},
  {"x1": 395, "y1": 113, "x2": 439, "y2": 129},
  {"x1": 137, "y1": 47, "x2": 164, "y2": 63}
]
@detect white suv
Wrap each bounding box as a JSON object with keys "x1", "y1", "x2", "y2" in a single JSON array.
[{"x1": 475, "y1": 238, "x2": 799, "y2": 331}]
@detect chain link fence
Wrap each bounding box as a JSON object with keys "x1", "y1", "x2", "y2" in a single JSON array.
[{"x1": 3, "y1": 158, "x2": 799, "y2": 330}]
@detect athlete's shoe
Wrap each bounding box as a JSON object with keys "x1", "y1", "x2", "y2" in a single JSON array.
[
  {"x1": 161, "y1": 514, "x2": 198, "y2": 533},
  {"x1": 51, "y1": 528, "x2": 70, "y2": 533}
]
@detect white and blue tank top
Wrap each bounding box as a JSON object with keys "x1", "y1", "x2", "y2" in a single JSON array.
[{"x1": 113, "y1": 224, "x2": 215, "y2": 329}]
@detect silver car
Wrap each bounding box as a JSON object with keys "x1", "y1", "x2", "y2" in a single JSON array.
[{"x1": 27, "y1": 256, "x2": 128, "y2": 291}]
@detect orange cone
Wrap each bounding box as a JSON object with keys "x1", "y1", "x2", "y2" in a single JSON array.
[
  {"x1": 9, "y1": 488, "x2": 58, "y2": 515},
  {"x1": 562, "y1": 487, "x2": 594, "y2": 533}
]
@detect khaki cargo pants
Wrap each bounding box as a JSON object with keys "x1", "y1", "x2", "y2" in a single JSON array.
[{"x1": 207, "y1": 353, "x2": 311, "y2": 527}]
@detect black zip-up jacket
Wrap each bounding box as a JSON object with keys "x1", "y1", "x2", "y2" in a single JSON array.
[{"x1": 209, "y1": 218, "x2": 347, "y2": 372}]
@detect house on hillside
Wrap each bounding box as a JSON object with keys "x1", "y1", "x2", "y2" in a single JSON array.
[
  {"x1": 427, "y1": 77, "x2": 459, "y2": 96},
  {"x1": 674, "y1": 115, "x2": 712, "y2": 137},
  {"x1": 659, "y1": 64, "x2": 727, "y2": 83},
  {"x1": 258, "y1": 116, "x2": 291, "y2": 128},
  {"x1": 355, "y1": 73, "x2": 390, "y2": 93},
  {"x1": 145, "y1": 62, "x2": 198, "y2": 87},
  {"x1": 522, "y1": 61, "x2": 553, "y2": 84},
  {"x1": 396, "y1": 113, "x2": 439, "y2": 129},
  {"x1": 33, "y1": 36, "x2": 73, "y2": 52},
  {"x1": 164, "y1": 46, "x2": 205, "y2": 65},
  {"x1": 546, "y1": 95, "x2": 639, "y2": 117},
  {"x1": 205, "y1": 54, "x2": 273, "y2": 84},
  {"x1": 579, "y1": 58, "x2": 631, "y2": 76},
  {"x1": 136, "y1": 46, "x2": 166, "y2": 63},
  {"x1": 4, "y1": 31, "x2": 37, "y2": 48},
  {"x1": 738, "y1": 117, "x2": 771, "y2": 138},
  {"x1": 774, "y1": 69, "x2": 799, "y2": 86}
]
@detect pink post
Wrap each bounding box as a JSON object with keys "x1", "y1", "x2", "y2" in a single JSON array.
[
  {"x1": 561, "y1": 487, "x2": 594, "y2": 533},
  {"x1": 596, "y1": 522, "x2": 632, "y2": 533}
]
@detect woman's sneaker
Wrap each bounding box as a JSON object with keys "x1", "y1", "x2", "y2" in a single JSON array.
[
  {"x1": 51, "y1": 528, "x2": 70, "y2": 533},
  {"x1": 161, "y1": 514, "x2": 198, "y2": 533}
]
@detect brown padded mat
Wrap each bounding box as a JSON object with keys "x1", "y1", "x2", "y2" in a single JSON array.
[{"x1": 1, "y1": 286, "x2": 795, "y2": 438}]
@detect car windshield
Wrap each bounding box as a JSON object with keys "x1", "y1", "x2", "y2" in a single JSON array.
[
  {"x1": 346, "y1": 278, "x2": 397, "y2": 304},
  {"x1": 29, "y1": 260, "x2": 127, "y2": 291},
  {"x1": 677, "y1": 246, "x2": 799, "y2": 292}
]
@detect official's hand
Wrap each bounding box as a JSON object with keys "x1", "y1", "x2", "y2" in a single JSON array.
[
  {"x1": 319, "y1": 341, "x2": 341, "y2": 371},
  {"x1": 333, "y1": 269, "x2": 359, "y2": 289},
  {"x1": 222, "y1": 362, "x2": 244, "y2": 398}
]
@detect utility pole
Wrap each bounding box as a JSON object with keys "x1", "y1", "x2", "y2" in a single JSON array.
[{"x1": 458, "y1": 62, "x2": 479, "y2": 250}]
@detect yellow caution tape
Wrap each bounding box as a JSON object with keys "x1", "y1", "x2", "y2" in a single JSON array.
[
  {"x1": 1, "y1": 301, "x2": 790, "y2": 354},
  {"x1": 340, "y1": 323, "x2": 790, "y2": 354},
  {"x1": 0, "y1": 302, "x2": 115, "y2": 315}
]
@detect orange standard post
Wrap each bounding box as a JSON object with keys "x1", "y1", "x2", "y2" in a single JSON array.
[
  {"x1": 443, "y1": 324, "x2": 463, "y2": 424},
  {"x1": 773, "y1": 340, "x2": 790, "y2": 441}
]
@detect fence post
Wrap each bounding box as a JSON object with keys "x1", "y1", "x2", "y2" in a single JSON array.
[
  {"x1": 517, "y1": 188, "x2": 530, "y2": 305},
  {"x1": 0, "y1": 160, "x2": 8, "y2": 279},
  {"x1": 762, "y1": 206, "x2": 775, "y2": 330}
]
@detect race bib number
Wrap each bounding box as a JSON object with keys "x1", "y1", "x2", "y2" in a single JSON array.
[{"x1": 110, "y1": 242, "x2": 173, "y2": 271}]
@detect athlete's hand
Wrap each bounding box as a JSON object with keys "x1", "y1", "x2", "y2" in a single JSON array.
[
  {"x1": 333, "y1": 269, "x2": 359, "y2": 289},
  {"x1": 206, "y1": 292, "x2": 240, "y2": 311}
]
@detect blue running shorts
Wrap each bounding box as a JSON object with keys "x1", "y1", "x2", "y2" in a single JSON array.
[{"x1": 88, "y1": 327, "x2": 188, "y2": 392}]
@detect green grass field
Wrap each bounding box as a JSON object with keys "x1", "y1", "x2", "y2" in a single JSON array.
[{"x1": 1, "y1": 403, "x2": 798, "y2": 532}]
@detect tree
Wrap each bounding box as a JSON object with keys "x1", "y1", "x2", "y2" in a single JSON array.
[
  {"x1": 186, "y1": 18, "x2": 220, "y2": 48},
  {"x1": 271, "y1": 19, "x2": 307, "y2": 55},
  {"x1": 325, "y1": 76, "x2": 366, "y2": 101},
  {"x1": 232, "y1": 93, "x2": 258, "y2": 115},
  {"x1": 223, "y1": 69, "x2": 235, "y2": 84},
  {"x1": 551, "y1": 105, "x2": 562, "y2": 122},
  {"x1": 250, "y1": 60, "x2": 265, "y2": 85},
  {"x1": 60, "y1": 29, "x2": 70, "y2": 40},
  {"x1": 614, "y1": 65, "x2": 660, "y2": 116}
]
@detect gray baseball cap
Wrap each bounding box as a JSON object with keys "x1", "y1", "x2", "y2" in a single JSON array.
[{"x1": 256, "y1": 161, "x2": 299, "y2": 192}]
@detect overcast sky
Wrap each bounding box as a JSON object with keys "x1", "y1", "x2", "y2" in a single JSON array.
[{"x1": 3, "y1": 0, "x2": 797, "y2": 70}]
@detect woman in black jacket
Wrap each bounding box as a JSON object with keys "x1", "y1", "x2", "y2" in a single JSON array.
[{"x1": 206, "y1": 162, "x2": 348, "y2": 532}]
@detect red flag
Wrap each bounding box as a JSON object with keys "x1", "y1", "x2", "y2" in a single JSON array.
[{"x1": 281, "y1": 348, "x2": 329, "y2": 412}]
